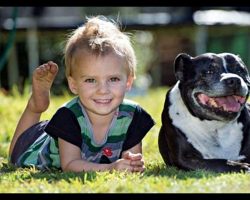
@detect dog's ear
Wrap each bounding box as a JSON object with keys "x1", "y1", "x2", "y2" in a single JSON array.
[{"x1": 174, "y1": 53, "x2": 192, "y2": 82}]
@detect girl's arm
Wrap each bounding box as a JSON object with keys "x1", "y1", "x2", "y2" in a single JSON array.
[{"x1": 58, "y1": 138, "x2": 135, "y2": 172}]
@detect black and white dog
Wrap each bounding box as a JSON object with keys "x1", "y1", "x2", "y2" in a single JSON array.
[{"x1": 158, "y1": 52, "x2": 250, "y2": 173}]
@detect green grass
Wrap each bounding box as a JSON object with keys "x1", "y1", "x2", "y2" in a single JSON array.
[{"x1": 0, "y1": 86, "x2": 250, "y2": 193}]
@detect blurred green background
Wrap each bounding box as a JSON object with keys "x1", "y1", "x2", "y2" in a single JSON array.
[{"x1": 1, "y1": 7, "x2": 250, "y2": 96}]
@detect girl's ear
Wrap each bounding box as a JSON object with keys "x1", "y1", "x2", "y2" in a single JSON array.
[
  {"x1": 67, "y1": 76, "x2": 78, "y2": 95},
  {"x1": 126, "y1": 75, "x2": 134, "y2": 91}
]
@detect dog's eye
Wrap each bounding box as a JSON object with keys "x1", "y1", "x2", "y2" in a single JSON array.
[
  {"x1": 201, "y1": 69, "x2": 214, "y2": 78},
  {"x1": 205, "y1": 64, "x2": 216, "y2": 75},
  {"x1": 206, "y1": 70, "x2": 214, "y2": 75}
]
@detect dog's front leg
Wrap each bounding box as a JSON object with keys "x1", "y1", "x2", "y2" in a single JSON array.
[{"x1": 162, "y1": 126, "x2": 248, "y2": 173}]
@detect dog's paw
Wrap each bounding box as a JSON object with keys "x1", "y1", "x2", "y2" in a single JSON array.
[{"x1": 227, "y1": 160, "x2": 250, "y2": 172}]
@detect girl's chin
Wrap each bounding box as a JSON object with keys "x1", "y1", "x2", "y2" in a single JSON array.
[{"x1": 89, "y1": 106, "x2": 117, "y2": 116}]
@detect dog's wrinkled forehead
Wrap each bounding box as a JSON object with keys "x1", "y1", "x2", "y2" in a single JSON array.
[
  {"x1": 221, "y1": 53, "x2": 248, "y2": 72},
  {"x1": 195, "y1": 53, "x2": 246, "y2": 72}
]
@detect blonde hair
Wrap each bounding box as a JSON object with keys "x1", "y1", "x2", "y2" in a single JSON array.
[{"x1": 64, "y1": 16, "x2": 137, "y2": 78}]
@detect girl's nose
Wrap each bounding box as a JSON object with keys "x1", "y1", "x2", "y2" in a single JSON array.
[{"x1": 97, "y1": 81, "x2": 109, "y2": 93}]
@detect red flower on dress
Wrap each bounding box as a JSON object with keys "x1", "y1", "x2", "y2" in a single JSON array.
[{"x1": 102, "y1": 147, "x2": 113, "y2": 157}]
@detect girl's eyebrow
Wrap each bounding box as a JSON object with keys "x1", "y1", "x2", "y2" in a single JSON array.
[
  {"x1": 80, "y1": 75, "x2": 95, "y2": 78},
  {"x1": 81, "y1": 74, "x2": 122, "y2": 78},
  {"x1": 108, "y1": 74, "x2": 122, "y2": 77}
]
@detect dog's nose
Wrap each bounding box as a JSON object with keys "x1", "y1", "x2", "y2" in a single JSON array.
[{"x1": 225, "y1": 77, "x2": 241, "y2": 88}]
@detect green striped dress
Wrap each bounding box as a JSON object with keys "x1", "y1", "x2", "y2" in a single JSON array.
[{"x1": 12, "y1": 97, "x2": 148, "y2": 170}]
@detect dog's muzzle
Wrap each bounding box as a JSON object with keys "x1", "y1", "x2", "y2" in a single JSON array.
[{"x1": 197, "y1": 93, "x2": 246, "y2": 112}]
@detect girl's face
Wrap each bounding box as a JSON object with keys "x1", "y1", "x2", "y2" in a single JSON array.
[{"x1": 68, "y1": 52, "x2": 133, "y2": 122}]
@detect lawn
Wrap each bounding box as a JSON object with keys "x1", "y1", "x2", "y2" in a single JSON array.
[{"x1": 0, "y1": 86, "x2": 250, "y2": 193}]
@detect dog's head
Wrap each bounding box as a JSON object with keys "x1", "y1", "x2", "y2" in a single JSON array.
[{"x1": 175, "y1": 52, "x2": 250, "y2": 121}]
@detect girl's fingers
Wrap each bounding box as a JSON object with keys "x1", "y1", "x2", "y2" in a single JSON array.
[
  {"x1": 129, "y1": 153, "x2": 142, "y2": 161},
  {"x1": 124, "y1": 152, "x2": 142, "y2": 161},
  {"x1": 117, "y1": 159, "x2": 145, "y2": 173},
  {"x1": 132, "y1": 166, "x2": 145, "y2": 173},
  {"x1": 130, "y1": 159, "x2": 144, "y2": 167}
]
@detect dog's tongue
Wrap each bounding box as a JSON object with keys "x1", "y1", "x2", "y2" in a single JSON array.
[
  {"x1": 198, "y1": 94, "x2": 246, "y2": 112},
  {"x1": 215, "y1": 96, "x2": 242, "y2": 112}
]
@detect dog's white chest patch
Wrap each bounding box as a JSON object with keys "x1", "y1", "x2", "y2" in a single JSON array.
[{"x1": 168, "y1": 83, "x2": 244, "y2": 160}]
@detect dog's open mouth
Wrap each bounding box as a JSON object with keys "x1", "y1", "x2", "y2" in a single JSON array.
[{"x1": 197, "y1": 93, "x2": 246, "y2": 113}]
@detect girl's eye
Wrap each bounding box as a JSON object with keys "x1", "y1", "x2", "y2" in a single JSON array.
[
  {"x1": 110, "y1": 77, "x2": 120, "y2": 82},
  {"x1": 85, "y1": 78, "x2": 96, "y2": 83}
]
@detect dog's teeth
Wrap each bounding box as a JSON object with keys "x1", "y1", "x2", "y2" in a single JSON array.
[
  {"x1": 222, "y1": 104, "x2": 228, "y2": 111},
  {"x1": 208, "y1": 98, "x2": 218, "y2": 107}
]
